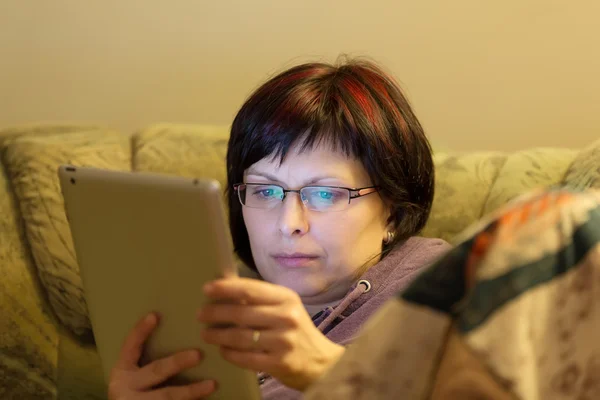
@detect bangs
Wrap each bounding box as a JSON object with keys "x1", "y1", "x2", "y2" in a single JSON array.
[
  {"x1": 251, "y1": 122, "x2": 361, "y2": 168},
  {"x1": 233, "y1": 62, "x2": 398, "y2": 171},
  {"x1": 237, "y1": 81, "x2": 362, "y2": 169}
]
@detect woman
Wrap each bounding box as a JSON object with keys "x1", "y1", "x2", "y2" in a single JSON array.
[{"x1": 107, "y1": 58, "x2": 450, "y2": 399}]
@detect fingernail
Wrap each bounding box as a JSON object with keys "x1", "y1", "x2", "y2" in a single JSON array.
[
  {"x1": 203, "y1": 283, "x2": 214, "y2": 295},
  {"x1": 146, "y1": 313, "x2": 157, "y2": 324},
  {"x1": 191, "y1": 349, "x2": 203, "y2": 362}
]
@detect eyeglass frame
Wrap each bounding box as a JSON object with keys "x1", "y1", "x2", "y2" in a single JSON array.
[{"x1": 232, "y1": 182, "x2": 379, "y2": 212}]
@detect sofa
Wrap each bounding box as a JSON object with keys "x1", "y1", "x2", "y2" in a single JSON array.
[{"x1": 0, "y1": 123, "x2": 598, "y2": 399}]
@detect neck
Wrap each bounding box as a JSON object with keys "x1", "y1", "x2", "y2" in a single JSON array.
[
  {"x1": 299, "y1": 277, "x2": 352, "y2": 306},
  {"x1": 303, "y1": 297, "x2": 343, "y2": 316},
  {"x1": 300, "y1": 250, "x2": 383, "y2": 308}
]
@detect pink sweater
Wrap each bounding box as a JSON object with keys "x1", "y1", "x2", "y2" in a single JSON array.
[{"x1": 260, "y1": 236, "x2": 451, "y2": 399}]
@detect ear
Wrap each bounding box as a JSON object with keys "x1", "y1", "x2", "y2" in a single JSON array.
[{"x1": 382, "y1": 206, "x2": 395, "y2": 242}]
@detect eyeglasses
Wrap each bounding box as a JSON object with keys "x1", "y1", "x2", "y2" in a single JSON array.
[{"x1": 233, "y1": 183, "x2": 379, "y2": 212}]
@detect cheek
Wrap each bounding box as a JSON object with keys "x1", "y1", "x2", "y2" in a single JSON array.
[
  {"x1": 242, "y1": 209, "x2": 275, "y2": 248},
  {"x1": 311, "y1": 213, "x2": 374, "y2": 253},
  {"x1": 320, "y1": 206, "x2": 387, "y2": 252},
  {"x1": 315, "y1": 218, "x2": 352, "y2": 242}
]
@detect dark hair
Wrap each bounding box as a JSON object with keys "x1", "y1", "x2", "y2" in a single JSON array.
[{"x1": 226, "y1": 58, "x2": 435, "y2": 271}]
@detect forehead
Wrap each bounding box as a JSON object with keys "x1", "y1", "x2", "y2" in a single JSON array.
[{"x1": 245, "y1": 143, "x2": 370, "y2": 184}]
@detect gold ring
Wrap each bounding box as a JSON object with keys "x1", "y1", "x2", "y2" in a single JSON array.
[{"x1": 252, "y1": 330, "x2": 261, "y2": 347}]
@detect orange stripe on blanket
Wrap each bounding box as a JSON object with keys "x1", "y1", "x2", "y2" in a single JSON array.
[
  {"x1": 496, "y1": 191, "x2": 577, "y2": 240},
  {"x1": 465, "y1": 230, "x2": 494, "y2": 288},
  {"x1": 464, "y1": 191, "x2": 579, "y2": 284}
]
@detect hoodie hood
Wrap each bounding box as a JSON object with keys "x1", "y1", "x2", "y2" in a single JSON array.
[{"x1": 311, "y1": 236, "x2": 450, "y2": 334}]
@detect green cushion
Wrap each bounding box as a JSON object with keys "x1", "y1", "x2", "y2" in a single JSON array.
[
  {"x1": 422, "y1": 152, "x2": 507, "y2": 242},
  {"x1": 132, "y1": 124, "x2": 230, "y2": 188},
  {"x1": 563, "y1": 138, "x2": 600, "y2": 190},
  {"x1": 422, "y1": 148, "x2": 579, "y2": 243},
  {"x1": 3, "y1": 130, "x2": 131, "y2": 336}
]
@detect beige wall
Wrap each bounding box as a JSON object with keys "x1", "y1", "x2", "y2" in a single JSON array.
[{"x1": 1, "y1": 0, "x2": 598, "y2": 151}]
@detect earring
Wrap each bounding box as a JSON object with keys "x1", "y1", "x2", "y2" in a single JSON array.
[{"x1": 384, "y1": 231, "x2": 395, "y2": 244}]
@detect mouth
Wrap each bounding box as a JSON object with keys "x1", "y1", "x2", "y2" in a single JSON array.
[{"x1": 271, "y1": 253, "x2": 321, "y2": 268}]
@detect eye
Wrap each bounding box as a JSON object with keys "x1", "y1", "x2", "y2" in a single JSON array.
[
  {"x1": 251, "y1": 186, "x2": 282, "y2": 199},
  {"x1": 317, "y1": 190, "x2": 334, "y2": 200},
  {"x1": 259, "y1": 188, "x2": 275, "y2": 197},
  {"x1": 308, "y1": 188, "x2": 344, "y2": 203}
]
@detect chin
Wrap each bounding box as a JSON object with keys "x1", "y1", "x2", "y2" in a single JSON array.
[{"x1": 271, "y1": 275, "x2": 323, "y2": 297}]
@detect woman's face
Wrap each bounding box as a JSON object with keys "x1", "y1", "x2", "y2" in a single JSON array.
[{"x1": 242, "y1": 143, "x2": 390, "y2": 305}]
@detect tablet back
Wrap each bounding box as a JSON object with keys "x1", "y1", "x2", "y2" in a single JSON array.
[{"x1": 59, "y1": 165, "x2": 261, "y2": 400}]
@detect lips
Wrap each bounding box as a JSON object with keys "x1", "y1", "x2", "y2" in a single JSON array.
[{"x1": 271, "y1": 253, "x2": 320, "y2": 268}]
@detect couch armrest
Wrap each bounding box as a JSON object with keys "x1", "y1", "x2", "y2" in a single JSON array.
[{"x1": 0, "y1": 166, "x2": 59, "y2": 399}]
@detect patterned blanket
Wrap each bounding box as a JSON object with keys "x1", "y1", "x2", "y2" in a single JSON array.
[{"x1": 305, "y1": 188, "x2": 600, "y2": 400}]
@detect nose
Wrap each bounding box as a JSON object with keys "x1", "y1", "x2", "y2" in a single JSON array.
[{"x1": 277, "y1": 192, "x2": 309, "y2": 238}]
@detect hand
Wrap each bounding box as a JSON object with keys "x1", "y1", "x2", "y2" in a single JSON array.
[
  {"x1": 197, "y1": 277, "x2": 345, "y2": 391},
  {"x1": 108, "y1": 313, "x2": 217, "y2": 400}
]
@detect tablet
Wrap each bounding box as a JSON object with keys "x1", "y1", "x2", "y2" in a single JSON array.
[{"x1": 58, "y1": 165, "x2": 261, "y2": 400}]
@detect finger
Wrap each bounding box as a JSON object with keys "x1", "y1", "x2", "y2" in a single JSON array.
[
  {"x1": 203, "y1": 277, "x2": 295, "y2": 305},
  {"x1": 148, "y1": 379, "x2": 217, "y2": 400},
  {"x1": 197, "y1": 303, "x2": 285, "y2": 328},
  {"x1": 134, "y1": 349, "x2": 203, "y2": 390},
  {"x1": 202, "y1": 327, "x2": 292, "y2": 352},
  {"x1": 219, "y1": 346, "x2": 275, "y2": 372},
  {"x1": 117, "y1": 313, "x2": 159, "y2": 368}
]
